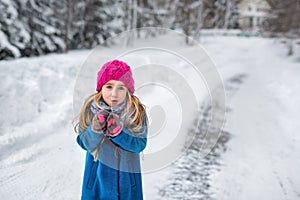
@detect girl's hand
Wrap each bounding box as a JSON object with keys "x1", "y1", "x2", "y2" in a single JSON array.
[
  {"x1": 91, "y1": 109, "x2": 109, "y2": 133},
  {"x1": 106, "y1": 113, "x2": 124, "y2": 137}
]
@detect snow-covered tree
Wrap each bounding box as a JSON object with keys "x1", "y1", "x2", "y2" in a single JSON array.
[
  {"x1": 0, "y1": 0, "x2": 28, "y2": 59},
  {"x1": 0, "y1": 0, "x2": 243, "y2": 60},
  {"x1": 133, "y1": 0, "x2": 175, "y2": 39},
  {"x1": 135, "y1": 0, "x2": 171, "y2": 29},
  {"x1": 67, "y1": 0, "x2": 87, "y2": 49},
  {"x1": 224, "y1": 0, "x2": 240, "y2": 29},
  {"x1": 213, "y1": 0, "x2": 240, "y2": 29},
  {"x1": 174, "y1": 0, "x2": 214, "y2": 44},
  {"x1": 72, "y1": 0, "x2": 124, "y2": 48},
  {"x1": 17, "y1": 0, "x2": 66, "y2": 56},
  {"x1": 172, "y1": 0, "x2": 240, "y2": 44},
  {"x1": 265, "y1": 0, "x2": 300, "y2": 55}
]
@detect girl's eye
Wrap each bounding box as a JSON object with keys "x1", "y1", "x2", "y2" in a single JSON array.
[
  {"x1": 118, "y1": 87, "x2": 125, "y2": 90},
  {"x1": 105, "y1": 85, "x2": 112, "y2": 89}
]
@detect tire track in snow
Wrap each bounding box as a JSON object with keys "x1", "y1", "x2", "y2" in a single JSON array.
[{"x1": 157, "y1": 74, "x2": 247, "y2": 200}]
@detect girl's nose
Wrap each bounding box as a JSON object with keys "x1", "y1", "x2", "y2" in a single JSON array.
[{"x1": 111, "y1": 87, "x2": 118, "y2": 96}]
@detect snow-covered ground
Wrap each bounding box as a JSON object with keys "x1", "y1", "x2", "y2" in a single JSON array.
[
  {"x1": 206, "y1": 37, "x2": 300, "y2": 200},
  {"x1": 0, "y1": 33, "x2": 300, "y2": 199}
]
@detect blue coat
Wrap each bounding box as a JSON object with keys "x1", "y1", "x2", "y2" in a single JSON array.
[{"x1": 76, "y1": 119, "x2": 147, "y2": 200}]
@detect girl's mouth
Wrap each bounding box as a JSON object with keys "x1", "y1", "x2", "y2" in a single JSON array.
[{"x1": 111, "y1": 100, "x2": 118, "y2": 104}]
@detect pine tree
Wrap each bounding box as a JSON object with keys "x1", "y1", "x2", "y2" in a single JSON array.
[
  {"x1": 17, "y1": 0, "x2": 66, "y2": 56},
  {"x1": 134, "y1": 0, "x2": 173, "y2": 38},
  {"x1": 68, "y1": 0, "x2": 87, "y2": 49},
  {"x1": 0, "y1": 0, "x2": 28, "y2": 59},
  {"x1": 75, "y1": 0, "x2": 124, "y2": 48}
]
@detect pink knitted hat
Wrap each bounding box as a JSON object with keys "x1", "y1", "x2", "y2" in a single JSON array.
[{"x1": 96, "y1": 60, "x2": 135, "y2": 93}]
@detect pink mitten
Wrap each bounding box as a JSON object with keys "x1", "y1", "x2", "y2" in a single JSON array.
[
  {"x1": 91, "y1": 109, "x2": 109, "y2": 133},
  {"x1": 107, "y1": 113, "x2": 124, "y2": 137}
]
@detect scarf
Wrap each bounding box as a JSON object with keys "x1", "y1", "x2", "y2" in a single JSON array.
[{"x1": 90, "y1": 99, "x2": 127, "y2": 115}]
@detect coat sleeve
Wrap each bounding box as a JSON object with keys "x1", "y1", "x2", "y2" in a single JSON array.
[
  {"x1": 110, "y1": 115, "x2": 148, "y2": 153},
  {"x1": 76, "y1": 125, "x2": 105, "y2": 153}
]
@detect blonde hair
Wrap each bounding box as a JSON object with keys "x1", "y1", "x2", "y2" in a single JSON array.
[{"x1": 74, "y1": 90, "x2": 148, "y2": 160}]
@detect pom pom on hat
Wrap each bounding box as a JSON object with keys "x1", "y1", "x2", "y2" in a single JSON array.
[{"x1": 96, "y1": 60, "x2": 135, "y2": 93}]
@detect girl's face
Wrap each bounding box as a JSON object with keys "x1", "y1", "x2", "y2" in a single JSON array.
[{"x1": 102, "y1": 80, "x2": 128, "y2": 107}]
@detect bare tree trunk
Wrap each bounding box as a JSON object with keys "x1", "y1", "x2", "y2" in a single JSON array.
[
  {"x1": 186, "y1": 11, "x2": 190, "y2": 45},
  {"x1": 132, "y1": 0, "x2": 137, "y2": 30},
  {"x1": 64, "y1": 0, "x2": 71, "y2": 53},
  {"x1": 126, "y1": 0, "x2": 134, "y2": 47},
  {"x1": 193, "y1": 1, "x2": 204, "y2": 42},
  {"x1": 286, "y1": 31, "x2": 294, "y2": 56},
  {"x1": 224, "y1": 0, "x2": 230, "y2": 29},
  {"x1": 287, "y1": 38, "x2": 293, "y2": 56}
]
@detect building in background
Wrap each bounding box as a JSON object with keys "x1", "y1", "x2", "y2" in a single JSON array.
[{"x1": 238, "y1": 0, "x2": 271, "y2": 32}]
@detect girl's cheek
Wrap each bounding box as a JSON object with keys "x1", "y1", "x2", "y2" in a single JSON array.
[{"x1": 104, "y1": 92, "x2": 110, "y2": 98}]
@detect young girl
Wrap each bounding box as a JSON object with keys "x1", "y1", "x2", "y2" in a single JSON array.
[{"x1": 75, "y1": 60, "x2": 148, "y2": 200}]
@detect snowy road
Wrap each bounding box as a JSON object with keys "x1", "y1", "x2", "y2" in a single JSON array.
[
  {"x1": 209, "y1": 38, "x2": 300, "y2": 199},
  {"x1": 0, "y1": 35, "x2": 299, "y2": 199},
  {"x1": 154, "y1": 37, "x2": 300, "y2": 199}
]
